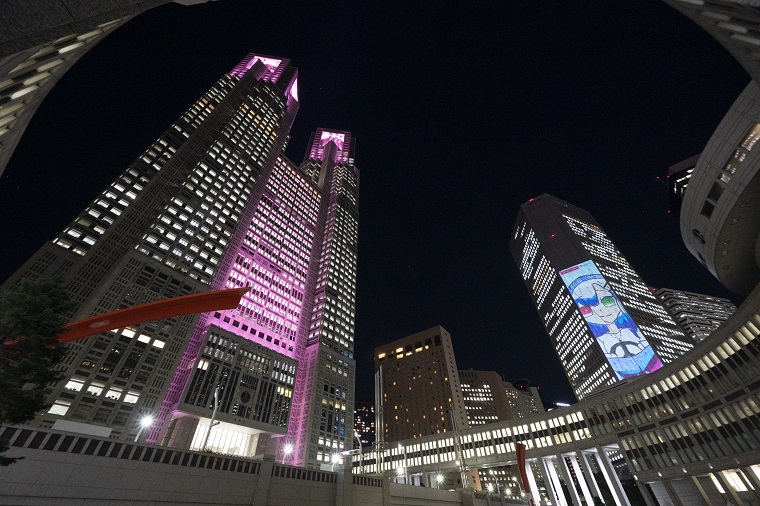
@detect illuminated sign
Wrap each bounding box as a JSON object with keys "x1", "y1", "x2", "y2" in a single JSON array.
[{"x1": 559, "y1": 260, "x2": 662, "y2": 379}]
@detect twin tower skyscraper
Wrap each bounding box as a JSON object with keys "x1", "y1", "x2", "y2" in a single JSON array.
[{"x1": 3, "y1": 54, "x2": 359, "y2": 468}]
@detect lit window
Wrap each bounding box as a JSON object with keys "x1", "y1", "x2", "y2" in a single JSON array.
[
  {"x1": 105, "y1": 387, "x2": 123, "y2": 400},
  {"x1": 64, "y1": 379, "x2": 84, "y2": 391},
  {"x1": 48, "y1": 401, "x2": 70, "y2": 415},
  {"x1": 87, "y1": 382, "x2": 105, "y2": 396}
]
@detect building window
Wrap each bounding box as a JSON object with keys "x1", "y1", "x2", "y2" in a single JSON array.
[
  {"x1": 48, "y1": 400, "x2": 71, "y2": 416},
  {"x1": 700, "y1": 201, "x2": 714, "y2": 219}
]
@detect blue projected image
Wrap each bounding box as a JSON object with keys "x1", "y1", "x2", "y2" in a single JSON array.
[{"x1": 559, "y1": 260, "x2": 662, "y2": 379}]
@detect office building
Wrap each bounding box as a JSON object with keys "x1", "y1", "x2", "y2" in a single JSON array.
[
  {"x1": 666, "y1": 154, "x2": 700, "y2": 219},
  {"x1": 374, "y1": 326, "x2": 468, "y2": 443},
  {"x1": 677, "y1": 81, "x2": 760, "y2": 295},
  {"x1": 660, "y1": 3, "x2": 760, "y2": 295},
  {"x1": 509, "y1": 194, "x2": 693, "y2": 399},
  {"x1": 1, "y1": 53, "x2": 359, "y2": 469},
  {"x1": 508, "y1": 379, "x2": 544, "y2": 418},
  {"x1": 354, "y1": 401, "x2": 375, "y2": 448},
  {"x1": 459, "y1": 370, "x2": 513, "y2": 425},
  {"x1": 654, "y1": 287, "x2": 736, "y2": 342}
]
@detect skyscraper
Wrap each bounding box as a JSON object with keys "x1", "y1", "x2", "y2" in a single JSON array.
[
  {"x1": 666, "y1": 154, "x2": 700, "y2": 219},
  {"x1": 374, "y1": 326, "x2": 468, "y2": 443},
  {"x1": 654, "y1": 287, "x2": 736, "y2": 342},
  {"x1": 1, "y1": 53, "x2": 359, "y2": 469},
  {"x1": 459, "y1": 371, "x2": 545, "y2": 425},
  {"x1": 507, "y1": 379, "x2": 544, "y2": 418},
  {"x1": 354, "y1": 401, "x2": 376, "y2": 448},
  {"x1": 509, "y1": 194, "x2": 693, "y2": 399}
]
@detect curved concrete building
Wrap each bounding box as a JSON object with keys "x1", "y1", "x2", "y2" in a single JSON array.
[
  {"x1": 680, "y1": 80, "x2": 760, "y2": 295},
  {"x1": 662, "y1": 1, "x2": 760, "y2": 84},
  {"x1": 0, "y1": 1, "x2": 215, "y2": 178}
]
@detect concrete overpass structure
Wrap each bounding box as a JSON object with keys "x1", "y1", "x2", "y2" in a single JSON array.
[{"x1": 354, "y1": 282, "x2": 760, "y2": 506}]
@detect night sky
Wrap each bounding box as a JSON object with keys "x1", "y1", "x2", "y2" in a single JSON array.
[{"x1": 0, "y1": 1, "x2": 750, "y2": 405}]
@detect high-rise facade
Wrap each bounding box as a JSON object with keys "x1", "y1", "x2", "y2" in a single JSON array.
[
  {"x1": 459, "y1": 370, "x2": 513, "y2": 425},
  {"x1": 1, "y1": 53, "x2": 359, "y2": 469},
  {"x1": 354, "y1": 401, "x2": 376, "y2": 448},
  {"x1": 507, "y1": 379, "x2": 544, "y2": 419},
  {"x1": 509, "y1": 194, "x2": 693, "y2": 399},
  {"x1": 666, "y1": 154, "x2": 700, "y2": 219},
  {"x1": 654, "y1": 287, "x2": 736, "y2": 342},
  {"x1": 459, "y1": 371, "x2": 545, "y2": 425},
  {"x1": 374, "y1": 326, "x2": 468, "y2": 443}
]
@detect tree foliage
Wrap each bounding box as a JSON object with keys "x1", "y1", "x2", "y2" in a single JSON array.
[{"x1": 0, "y1": 277, "x2": 72, "y2": 465}]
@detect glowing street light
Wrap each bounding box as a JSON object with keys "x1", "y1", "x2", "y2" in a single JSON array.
[
  {"x1": 134, "y1": 415, "x2": 153, "y2": 442},
  {"x1": 436, "y1": 474, "x2": 444, "y2": 489},
  {"x1": 398, "y1": 443, "x2": 408, "y2": 484},
  {"x1": 487, "y1": 484, "x2": 495, "y2": 494},
  {"x1": 331, "y1": 453, "x2": 341, "y2": 471},
  {"x1": 281, "y1": 443, "x2": 294, "y2": 465}
]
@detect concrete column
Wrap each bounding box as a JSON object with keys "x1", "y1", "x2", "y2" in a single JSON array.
[
  {"x1": 251, "y1": 458, "x2": 273, "y2": 506},
  {"x1": 661, "y1": 479, "x2": 685, "y2": 506},
  {"x1": 555, "y1": 454, "x2": 582, "y2": 506},
  {"x1": 742, "y1": 466, "x2": 760, "y2": 501},
  {"x1": 381, "y1": 478, "x2": 391, "y2": 506},
  {"x1": 541, "y1": 456, "x2": 568, "y2": 506},
  {"x1": 635, "y1": 481, "x2": 658, "y2": 506},
  {"x1": 336, "y1": 464, "x2": 353, "y2": 506},
  {"x1": 526, "y1": 459, "x2": 542, "y2": 506},
  {"x1": 594, "y1": 447, "x2": 631, "y2": 506},
  {"x1": 568, "y1": 452, "x2": 596, "y2": 506},
  {"x1": 714, "y1": 471, "x2": 746, "y2": 506},
  {"x1": 690, "y1": 475, "x2": 714, "y2": 506},
  {"x1": 172, "y1": 416, "x2": 201, "y2": 450},
  {"x1": 579, "y1": 451, "x2": 603, "y2": 501}
]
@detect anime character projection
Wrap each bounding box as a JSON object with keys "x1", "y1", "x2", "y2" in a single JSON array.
[{"x1": 559, "y1": 260, "x2": 662, "y2": 379}]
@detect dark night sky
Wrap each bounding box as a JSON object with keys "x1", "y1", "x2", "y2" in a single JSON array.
[{"x1": 0, "y1": 1, "x2": 750, "y2": 405}]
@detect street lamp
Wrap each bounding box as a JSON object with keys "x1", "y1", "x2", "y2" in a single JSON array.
[
  {"x1": 436, "y1": 474, "x2": 444, "y2": 489},
  {"x1": 331, "y1": 453, "x2": 341, "y2": 471},
  {"x1": 134, "y1": 415, "x2": 153, "y2": 442},
  {"x1": 281, "y1": 443, "x2": 294, "y2": 465},
  {"x1": 398, "y1": 443, "x2": 408, "y2": 484},
  {"x1": 487, "y1": 484, "x2": 494, "y2": 494},
  {"x1": 201, "y1": 386, "x2": 221, "y2": 451}
]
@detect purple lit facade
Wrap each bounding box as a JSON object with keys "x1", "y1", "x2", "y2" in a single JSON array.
[{"x1": 3, "y1": 54, "x2": 358, "y2": 469}]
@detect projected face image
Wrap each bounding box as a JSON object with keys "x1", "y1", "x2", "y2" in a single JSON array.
[
  {"x1": 559, "y1": 260, "x2": 663, "y2": 379},
  {"x1": 578, "y1": 284, "x2": 620, "y2": 326}
]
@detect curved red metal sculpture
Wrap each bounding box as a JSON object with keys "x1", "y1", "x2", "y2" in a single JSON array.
[{"x1": 57, "y1": 287, "x2": 250, "y2": 343}]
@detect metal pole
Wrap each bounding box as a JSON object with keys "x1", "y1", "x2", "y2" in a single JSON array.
[
  {"x1": 354, "y1": 432, "x2": 363, "y2": 470},
  {"x1": 201, "y1": 386, "x2": 221, "y2": 451},
  {"x1": 375, "y1": 364, "x2": 383, "y2": 476}
]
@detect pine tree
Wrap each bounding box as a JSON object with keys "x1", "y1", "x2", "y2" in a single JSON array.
[{"x1": 0, "y1": 277, "x2": 72, "y2": 465}]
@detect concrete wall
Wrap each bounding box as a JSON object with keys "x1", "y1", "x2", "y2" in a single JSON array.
[{"x1": 0, "y1": 425, "x2": 491, "y2": 506}]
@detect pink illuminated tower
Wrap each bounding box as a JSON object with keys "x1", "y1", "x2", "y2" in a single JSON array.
[{"x1": 2, "y1": 54, "x2": 359, "y2": 469}]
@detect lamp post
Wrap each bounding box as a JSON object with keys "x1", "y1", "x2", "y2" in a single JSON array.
[
  {"x1": 134, "y1": 415, "x2": 153, "y2": 442},
  {"x1": 281, "y1": 443, "x2": 293, "y2": 465},
  {"x1": 398, "y1": 443, "x2": 408, "y2": 484},
  {"x1": 436, "y1": 473, "x2": 444, "y2": 489},
  {"x1": 201, "y1": 386, "x2": 221, "y2": 451},
  {"x1": 351, "y1": 432, "x2": 363, "y2": 471}
]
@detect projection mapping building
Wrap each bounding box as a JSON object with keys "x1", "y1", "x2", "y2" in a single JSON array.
[{"x1": 509, "y1": 194, "x2": 693, "y2": 399}]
